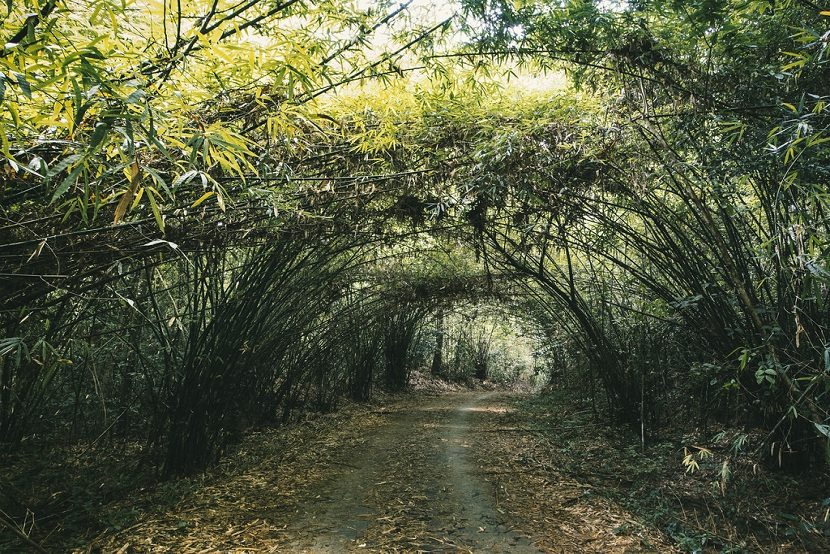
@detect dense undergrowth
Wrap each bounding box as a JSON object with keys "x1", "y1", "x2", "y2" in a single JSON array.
[{"x1": 515, "y1": 389, "x2": 830, "y2": 552}]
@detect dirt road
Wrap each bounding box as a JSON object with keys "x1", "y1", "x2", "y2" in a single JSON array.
[
  {"x1": 287, "y1": 391, "x2": 541, "y2": 553},
  {"x1": 87, "y1": 390, "x2": 671, "y2": 553}
]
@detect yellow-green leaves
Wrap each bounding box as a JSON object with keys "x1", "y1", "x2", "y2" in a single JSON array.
[
  {"x1": 718, "y1": 120, "x2": 746, "y2": 145},
  {"x1": 146, "y1": 185, "x2": 164, "y2": 232},
  {"x1": 191, "y1": 190, "x2": 215, "y2": 208},
  {"x1": 113, "y1": 161, "x2": 141, "y2": 224},
  {"x1": 2, "y1": 0, "x2": 471, "y2": 232},
  {"x1": 200, "y1": 125, "x2": 256, "y2": 181}
]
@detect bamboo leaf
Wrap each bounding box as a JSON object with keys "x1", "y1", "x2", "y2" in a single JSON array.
[
  {"x1": 191, "y1": 190, "x2": 214, "y2": 207},
  {"x1": 52, "y1": 164, "x2": 84, "y2": 202},
  {"x1": 14, "y1": 72, "x2": 31, "y2": 99},
  {"x1": 114, "y1": 162, "x2": 141, "y2": 223},
  {"x1": 88, "y1": 122, "x2": 109, "y2": 150},
  {"x1": 147, "y1": 186, "x2": 164, "y2": 232},
  {"x1": 172, "y1": 170, "x2": 198, "y2": 189}
]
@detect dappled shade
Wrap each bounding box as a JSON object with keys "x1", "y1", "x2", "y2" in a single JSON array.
[{"x1": 2, "y1": 0, "x2": 830, "y2": 550}]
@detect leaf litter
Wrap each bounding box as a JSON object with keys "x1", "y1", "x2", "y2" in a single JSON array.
[
  {"x1": 10, "y1": 386, "x2": 810, "y2": 552},
  {"x1": 78, "y1": 390, "x2": 677, "y2": 553}
]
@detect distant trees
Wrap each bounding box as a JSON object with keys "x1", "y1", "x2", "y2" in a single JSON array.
[{"x1": 431, "y1": 307, "x2": 445, "y2": 376}]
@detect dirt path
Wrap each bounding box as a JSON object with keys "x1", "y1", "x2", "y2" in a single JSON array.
[
  {"x1": 85, "y1": 391, "x2": 672, "y2": 553},
  {"x1": 287, "y1": 391, "x2": 541, "y2": 552}
]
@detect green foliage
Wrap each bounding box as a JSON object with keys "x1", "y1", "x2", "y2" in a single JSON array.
[{"x1": 4, "y1": 2, "x2": 830, "y2": 550}]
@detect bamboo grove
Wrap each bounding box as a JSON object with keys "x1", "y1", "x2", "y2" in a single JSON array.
[{"x1": 1, "y1": 0, "x2": 829, "y2": 487}]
